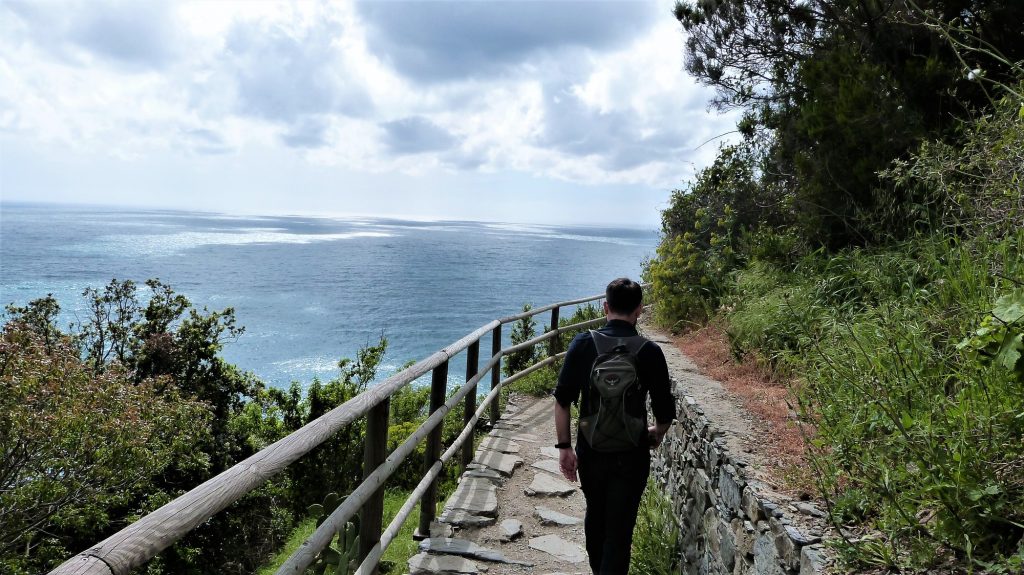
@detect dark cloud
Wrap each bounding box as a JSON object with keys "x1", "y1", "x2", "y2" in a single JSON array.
[
  {"x1": 380, "y1": 116, "x2": 459, "y2": 155},
  {"x1": 223, "y1": 19, "x2": 372, "y2": 123},
  {"x1": 4, "y1": 0, "x2": 179, "y2": 70},
  {"x1": 280, "y1": 116, "x2": 330, "y2": 149},
  {"x1": 357, "y1": 1, "x2": 660, "y2": 82}
]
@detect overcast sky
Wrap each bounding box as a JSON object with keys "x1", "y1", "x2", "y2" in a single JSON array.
[{"x1": 0, "y1": 0, "x2": 737, "y2": 227}]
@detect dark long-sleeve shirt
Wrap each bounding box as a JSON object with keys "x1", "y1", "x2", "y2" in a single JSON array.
[{"x1": 552, "y1": 319, "x2": 675, "y2": 453}]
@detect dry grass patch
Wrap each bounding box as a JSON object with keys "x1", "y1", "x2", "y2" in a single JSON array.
[{"x1": 674, "y1": 322, "x2": 812, "y2": 494}]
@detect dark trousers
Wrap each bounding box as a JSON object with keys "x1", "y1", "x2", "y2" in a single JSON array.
[{"x1": 577, "y1": 447, "x2": 650, "y2": 575}]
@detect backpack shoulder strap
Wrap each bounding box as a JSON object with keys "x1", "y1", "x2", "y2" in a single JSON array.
[{"x1": 591, "y1": 330, "x2": 648, "y2": 356}]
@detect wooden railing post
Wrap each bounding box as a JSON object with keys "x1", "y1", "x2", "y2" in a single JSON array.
[
  {"x1": 490, "y1": 325, "x2": 502, "y2": 423},
  {"x1": 548, "y1": 306, "x2": 561, "y2": 357},
  {"x1": 359, "y1": 398, "x2": 389, "y2": 574},
  {"x1": 415, "y1": 361, "x2": 449, "y2": 539},
  {"x1": 462, "y1": 341, "x2": 480, "y2": 469}
]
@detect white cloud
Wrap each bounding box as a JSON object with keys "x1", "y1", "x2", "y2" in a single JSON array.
[{"x1": 0, "y1": 0, "x2": 739, "y2": 224}]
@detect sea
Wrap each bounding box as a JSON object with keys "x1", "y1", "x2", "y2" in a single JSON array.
[{"x1": 0, "y1": 202, "x2": 659, "y2": 389}]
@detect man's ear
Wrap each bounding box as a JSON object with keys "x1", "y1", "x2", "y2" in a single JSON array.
[{"x1": 602, "y1": 301, "x2": 610, "y2": 314}]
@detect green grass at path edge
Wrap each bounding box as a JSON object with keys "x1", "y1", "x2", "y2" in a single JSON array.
[
  {"x1": 630, "y1": 479, "x2": 681, "y2": 575},
  {"x1": 257, "y1": 490, "x2": 428, "y2": 575}
]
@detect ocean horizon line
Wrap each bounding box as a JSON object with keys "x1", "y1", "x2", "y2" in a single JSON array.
[{"x1": 0, "y1": 199, "x2": 661, "y2": 233}]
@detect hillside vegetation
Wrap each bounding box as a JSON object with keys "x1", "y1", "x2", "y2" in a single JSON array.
[
  {"x1": 0, "y1": 280, "x2": 480, "y2": 574},
  {"x1": 646, "y1": 0, "x2": 1022, "y2": 571}
]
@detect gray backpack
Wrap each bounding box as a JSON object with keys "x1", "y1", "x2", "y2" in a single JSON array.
[{"x1": 578, "y1": 330, "x2": 648, "y2": 452}]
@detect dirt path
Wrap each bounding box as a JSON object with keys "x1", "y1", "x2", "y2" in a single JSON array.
[
  {"x1": 408, "y1": 393, "x2": 589, "y2": 574},
  {"x1": 407, "y1": 324, "x2": 786, "y2": 574},
  {"x1": 641, "y1": 325, "x2": 778, "y2": 490}
]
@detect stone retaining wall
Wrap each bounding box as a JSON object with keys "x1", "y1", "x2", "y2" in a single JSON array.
[{"x1": 652, "y1": 393, "x2": 830, "y2": 575}]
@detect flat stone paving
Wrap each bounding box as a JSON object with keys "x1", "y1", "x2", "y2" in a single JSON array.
[{"x1": 410, "y1": 394, "x2": 589, "y2": 574}]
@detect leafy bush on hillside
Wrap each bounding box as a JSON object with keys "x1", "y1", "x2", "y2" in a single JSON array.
[
  {"x1": 0, "y1": 322, "x2": 207, "y2": 574},
  {"x1": 0, "y1": 282, "x2": 470, "y2": 574},
  {"x1": 649, "y1": 7, "x2": 1024, "y2": 568}
]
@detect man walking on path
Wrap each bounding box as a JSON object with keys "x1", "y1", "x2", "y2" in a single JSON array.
[{"x1": 552, "y1": 278, "x2": 675, "y2": 574}]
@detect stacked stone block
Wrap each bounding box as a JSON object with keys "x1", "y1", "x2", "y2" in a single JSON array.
[{"x1": 651, "y1": 396, "x2": 829, "y2": 575}]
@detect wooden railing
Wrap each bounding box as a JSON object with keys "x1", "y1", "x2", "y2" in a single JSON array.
[{"x1": 51, "y1": 291, "x2": 613, "y2": 575}]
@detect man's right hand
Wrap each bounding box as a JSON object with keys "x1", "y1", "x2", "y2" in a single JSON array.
[{"x1": 558, "y1": 448, "x2": 577, "y2": 482}]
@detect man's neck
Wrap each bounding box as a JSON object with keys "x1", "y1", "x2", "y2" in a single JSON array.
[{"x1": 606, "y1": 314, "x2": 635, "y2": 324}]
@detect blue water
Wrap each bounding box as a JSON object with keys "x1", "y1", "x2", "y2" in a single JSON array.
[{"x1": 0, "y1": 202, "x2": 658, "y2": 388}]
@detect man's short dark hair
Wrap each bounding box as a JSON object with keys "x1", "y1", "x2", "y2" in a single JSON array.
[{"x1": 606, "y1": 278, "x2": 643, "y2": 314}]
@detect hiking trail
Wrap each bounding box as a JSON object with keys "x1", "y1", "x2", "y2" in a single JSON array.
[{"x1": 406, "y1": 324, "x2": 788, "y2": 575}]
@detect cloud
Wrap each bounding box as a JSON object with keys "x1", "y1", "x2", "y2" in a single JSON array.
[
  {"x1": 222, "y1": 16, "x2": 372, "y2": 123},
  {"x1": 3, "y1": 0, "x2": 181, "y2": 70},
  {"x1": 182, "y1": 127, "x2": 233, "y2": 155},
  {"x1": 357, "y1": 0, "x2": 660, "y2": 82},
  {"x1": 280, "y1": 116, "x2": 331, "y2": 149},
  {"x1": 380, "y1": 116, "x2": 459, "y2": 155},
  {"x1": 0, "y1": 0, "x2": 741, "y2": 223}
]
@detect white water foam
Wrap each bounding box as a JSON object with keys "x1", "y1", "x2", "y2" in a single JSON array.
[{"x1": 62, "y1": 229, "x2": 396, "y2": 256}]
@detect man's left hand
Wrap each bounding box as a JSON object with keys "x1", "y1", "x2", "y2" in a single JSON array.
[
  {"x1": 558, "y1": 448, "x2": 578, "y2": 482},
  {"x1": 648, "y1": 425, "x2": 663, "y2": 449}
]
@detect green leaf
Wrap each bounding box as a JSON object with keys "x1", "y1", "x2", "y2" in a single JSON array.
[
  {"x1": 900, "y1": 412, "x2": 914, "y2": 429},
  {"x1": 308, "y1": 503, "x2": 325, "y2": 518},
  {"x1": 993, "y1": 292, "x2": 1024, "y2": 324},
  {"x1": 995, "y1": 332, "x2": 1023, "y2": 371},
  {"x1": 321, "y1": 547, "x2": 341, "y2": 564}
]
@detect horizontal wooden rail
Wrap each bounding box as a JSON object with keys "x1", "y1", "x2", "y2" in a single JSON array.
[
  {"x1": 50, "y1": 322, "x2": 497, "y2": 575},
  {"x1": 278, "y1": 322, "x2": 602, "y2": 571},
  {"x1": 497, "y1": 291, "x2": 606, "y2": 323},
  {"x1": 351, "y1": 349, "x2": 547, "y2": 575},
  {"x1": 503, "y1": 316, "x2": 606, "y2": 355},
  {"x1": 291, "y1": 350, "x2": 583, "y2": 573},
  {"x1": 50, "y1": 286, "x2": 640, "y2": 575},
  {"x1": 274, "y1": 353, "x2": 503, "y2": 574}
]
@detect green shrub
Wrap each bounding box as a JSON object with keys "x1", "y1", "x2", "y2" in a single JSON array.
[
  {"x1": 786, "y1": 234, "x2": 1024, "y2": 571},
  {"x1": 630, "y1": 480, "x2": 680, "y2": 575},
  {"x1": 505, "y1": 304, "x2": 541, "y2": 377},
  {"x1": 723, "y1": 261, "x2": 817, "y2": 367}
]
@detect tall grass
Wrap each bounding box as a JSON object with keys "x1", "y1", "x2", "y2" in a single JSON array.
[
  {"x1": 630, "y1": 479, "x2": 680, "y2": 575},
  {"x1": 257, "y1": 489, "x2": 430, "y2": 574},
  {"x1": 722, "y1": 233, "x2": 1024, "y2": 571}
]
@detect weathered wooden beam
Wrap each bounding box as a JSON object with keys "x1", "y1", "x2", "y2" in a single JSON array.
[
  {"x1": 548, "y1": 306, "x2": 561, "y2": 356},
  {"x1": 502, "y1": 353, "x2": 565, "y2": 386},
  {"x1": 503, "y1": 316, "x2": 605, "y2": 356},
  {"x1": 415, "y1": 361, "x2": 449, "y2": 539},
  {"x1": 49, "y1": 349, "x2": 441, "y2": 575},
  {"x1": 274, "y1": 354, "x2": 500, "y2": 574},
  {"x1": 352, "y1": 356, "x2": 514, "y2": 575},
  {"x1": 497, "y1": 292, "x2": 605, "y2": 323},
  {"x1": 48, "y1": 321, "x2": 499, "y2": 575},
  {"x1": 462, "y1": 340, "x2": 479, "y2": 469},
  {"x1": 490, "y1": 324, "x2": 502, "y2": 423},
  {"x1": 359, "y1": 398, "x2": 390, "y2": 575}
]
